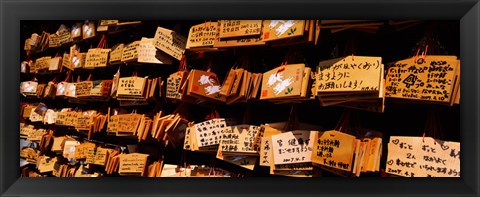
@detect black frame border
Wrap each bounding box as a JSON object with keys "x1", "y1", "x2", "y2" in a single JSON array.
[{"x1": 1, "y1": 0, "x2": 479, "y2": 196}]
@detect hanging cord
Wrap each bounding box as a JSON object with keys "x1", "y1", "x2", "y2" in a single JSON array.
[
  {"x1": 411, "y1": 24, "x2": 448, "y2": 63},
  {"x1": 335, "y1": 110, "x2": 351, "y2": 134},
  {"x1": 50, "y1": 77, "x2": 57, "y2": 84},
  {"x1": 97, "y1": 34, "x2": 107, "y2": 49},
  {"x1": 205, "y1": 108, "x2": 220, "y2": 120},
  {"x1": 178, "y1": 55, "x2": 189, "y2": 74},
  {"x1": 276, "y1": 49, "x2": 294, "y2": 76},
  {"x1": 422, "y1": 108, "x2": 441, "y2": 144},
  {"x1": 63, "y1": 70, "x2": 71, "y2": 82},
  {"x1": 208, "y1": 158, "x2": 216, "y2": 177},
  {"x1": 334, "y1": 110, "x2": 347, "y2": 132},
  {"x1": 203, "y1": 55, "x2": 214, "y2": 72},
  {"x1": 231, "y1": 53, "x2": 244, "y2": 70},
  {"x1": 86, "y1": 73, "x2": 92, "y2": 81}
]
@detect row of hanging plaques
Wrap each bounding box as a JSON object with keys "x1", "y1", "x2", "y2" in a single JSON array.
[
  {"x1": 22, "y1": 20, "x2": 317, "y2": 73},
  {"x1": 183, "y1": 120, "x2": 460, "y2": 177},
  {"x1": 163, "y1": 55, "x2": 460, "y2": 111},
  {"x1": 20, "y1": 101, "x2": 460, "y2": 178},
  {"x1": 21, "y1": 55, "x2": 460, "y2": 112}
]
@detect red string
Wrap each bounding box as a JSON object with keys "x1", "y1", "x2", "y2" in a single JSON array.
[
  {"x1": 433, "y1": 112, "x2": 437, "y2": 145},
  {"x1": 64, "y1": 71, "x2": 71, "y2": 82},
  {"x1": 178, "y1": 55, "x2": 188, "y2": 73},
  {"x1": 275, "y1": 59, "x2": 288, "y2": 76},
  {"x1": 414, "y1": 48, "x2": 420, "y2": 63},
  {"x1": 335, "y1": 111, "x2": 347, "y2": 132},
  {"x1": 424, "y1": 44, "x2": 429, "y2": 61},
  {"x1": 208, "y1": 75, "x2": 218, "y2": 84},
  {"x1": 351, "y1": 40, "x2": 356, "y2": 61},
  {"x1": 97, "y1": 35, "x2": 106, "y2": 49}
]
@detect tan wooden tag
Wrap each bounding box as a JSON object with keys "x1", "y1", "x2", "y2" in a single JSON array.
[
  {"x1": 109, "y1": 44, "x2": 125, "y2": 64},
  {"x1": 166, "y1": 73, "x2": 183, "y2": 100},
  {"x1": 82, "y1": 22, "x2": 96, "y2": 39},
  {"x1": 187, "y1": 69, "x2": 226, "y2": 102},
  {"x1": 219, "y1": 125, "x2": 261, "y2": 154},
  {"x1": 35, "y1": 56, "x2": 51, "y2": 70},
  {"x1": 385, "y1": 56, "x2": 458, "y2": 103},
  {"x1": 20, "y1": 81, "x2": 38, "y2": 96},
  {"x1": 213, "y1": 36, "x2": 266, "y2": 48},
  {"x1": 311, "y1": 130, "x2": 356, "y2": 172},
  {"x1": 317, "y1": 56, "x2": 382, "y2": 93},
  {"x1": 85, "y1": 48, "x2": 111, "y2": 68},
  {"x1": 49, "y1": 57, "x2": 62, "y2": 71},
  {"x1": 386, "y1": 136, "x2": 460, "y2": 177},
  {"x1": 220, "y1": 68, "x2": 237, "y2": 96},
  {"x1": 121, "y1": 41, "x2": 140, "y2": 62},
  {"x1": 138, "y1": 38, "x2": 174, "y2": 64},
  {"x1": 75, "y1": 112, "x2": 95, "y2": 131},
  {"x1": 260, "y1": 64, "x2": 305, "y2": 100},
  {"x1": 64, "y1": 82, "x2": 77, "y2": 98},
  {"x1": 117, "y1": 77, "x2": 147, "y2": 97},
  {"x1": 187, "y1": 22, "x2": 219, "y2": 49},
  {"x1": 261, "y1": 20, "x2": 305, "y2": 42},
  {"x1": 118, "y1": 153, "x2": 149, "y2": 176},
  {"x1": 62, "y1": 140, "x2": 80, "y2": 159},
  {"x1": 153, "y1": 26, "x2": 187, "y2": 60},
  {"x1": 75, "y1": 81, "x2": 94, "y2": 97},
  {"x1": 271, "y1": 130, "x2": 317, "y2": 165},
  {"x1": 71, "y1": 53, "x2": 86, "y2": 69},
  {"x1": 193, "y1": 118, "x2": 227, "y2": 148},
  {"x1": 62, "y1": 53, "x2": 74, "y2": 70},
  {"x1": 93, "y1": 147, "x2": 110, "y2": 166},
  {"x1": 219, "y1": 20, "x2": 262, "y2": 38}
]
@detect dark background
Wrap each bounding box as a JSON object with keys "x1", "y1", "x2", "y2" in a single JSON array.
[{"x1": 19, "y1": 20, "x2": 460, "y2": 177}]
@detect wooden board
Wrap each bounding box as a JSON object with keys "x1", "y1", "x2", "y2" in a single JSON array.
[
  {"x1": 260, "y1": 64, "x2": 305, "y2": 100},
  {"x1": 85, "y1": 48, "x2": 110, "y2": 68},
  {"x1": 311, "y1": 130, "x2": 356, "y2": 172},
  {"x1": 186, "y1": 22, "x2": 219, "y2": 49},
  {"x1": 219, "y1": 125, "x2": 262, "y2": 154},
  {"x1": 138, "y1": 38, "x2": 173, "y2": 64},
  {"x1": 121, "y1": 41, "x2": 140, "y2": 62},
  {"x1": 219, "y1": 20, "x2": 262, "y2": 38},
  {"x1": 385, "y1": 56, "x2": 458, "y2": 103},
  {"x1": 317, "y1": 56, "x2": 382, "y2": 92},
  {"x1": 153, "y1": 26, "x2": 187, "y2": 60},
  {"x1": 116, "y1": 77, "x2": 146, "y2": 97},
  {"x1": 386, "y1": 136, "x2": 460, "y2": 177},
  {"x1": 261, "y1": 20, "x2": 305, "y2": 42},
  {"x1": 109, "y1": 44, "x2": 124, "y2": 64},
  {"x1": 271, "y1": 130, "x2": 317, "y2": 165},
  {"x1": 187, "y1": 69, "x2": 227, "y2": 102}
]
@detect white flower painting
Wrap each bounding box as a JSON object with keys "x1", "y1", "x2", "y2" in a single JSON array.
[
  {"x1": 273, "y1": 77, "x2": 294, "y2": 95},
  {"x1": 267, "y1": 73, "x2": 283, "y2": 87},
  {"x1": 269, "y1": 20, "x2": 297, "y2": 37},
  {"x1": 205, "y1": 85, "x2": 221, "y2": 95},
  {"x1": 199, "y1": 74, "x2": 221, "y2": 95}
]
